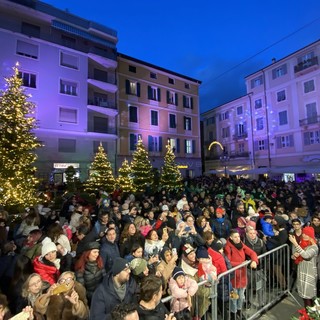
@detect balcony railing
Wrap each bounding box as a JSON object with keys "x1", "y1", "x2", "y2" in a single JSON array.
[
  {"x1": 205, "y1": 151, "x2": 250, "y2": 160},
  {"x1": 294, "y1": 56, "x2": 318, "y2": 73},
  {"x1": 88, "y1": 99, "x2": 117, "y2": 110},
  {"x1": 233, "y1": 132, "x2": 248, "y2": 140},
  {"x1": 89, "y1": 127, "x2": 117, "y2": 135},
  {"x1": 299, "y1": 115, "x2": 320, "y2": 126}
]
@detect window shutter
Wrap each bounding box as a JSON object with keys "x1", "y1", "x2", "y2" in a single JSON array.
[
  {"x1": 17, "y1": 40, "x2": 38, "y2": 58},
  {"x1": 157, "y1": 88, "x2": 161, "y2": 102},
  {"x1": 254, "y1": 141, "x2": 258, "y2": 151},
  {"x1": 183, "y1": 117, "x2": 186, "y2": 130},
  {"x1": 176, "y1": 139, "x2": 180, "y2": 153},
  {"x1": 137, "y1": 83, "x2": 141, "y2": 97},
  {"x1": 175, "y1": 93, "x2": 178, "y2": 106},
  {"x1": 234, "y1": 124, "x2": 238, "y2": 136},
  {"x1": 190, "y1": 97, "x2": 193, "y2": 109},
  {"x1": 183, "y1": 95, "x2": 186, "y2": 107},
  {"x1": 304, "y1": 132, "x2": 310, "y2": 145},
  {"x1": 264, "y1": 139, "x2": 268, "y2": 148},
  {"x1": 243, "y1": 122, "x2": 247, "y2": 133},
  {"x1": 167, "y1": 91, "x2": 170, "y2": 103},
  {"x1": 289, "y1": 135, "x2": 294, "y2": 147},
  {"x1": 159, "y1": 137, "x2": 163, "y2": 152},
  {"x1": 130, "y1": 134, "x2": 135, "y2": 150},
  {"x1": 125, "y1": 80, "x2": 130, "y2": 94},
  {"x1": 148, "y1": 86, "x2": 152, "y2": 99},
  {"x1": 184, "y1": 140, "x2": 187, "y2": 153},
  {"x1": 192, "y1": 140, "x2": 196, "y2": 154},
  {"x1": 148, "y1": 135, "x2": 153, "y2": 151},
  {"x1": 276, "y1": 137, "x2": 282, "y2": 149}
]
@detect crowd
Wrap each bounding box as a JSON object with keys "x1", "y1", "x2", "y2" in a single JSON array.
[{"x1": 0, "y1": 176, "x2": 320, "y2": 320}]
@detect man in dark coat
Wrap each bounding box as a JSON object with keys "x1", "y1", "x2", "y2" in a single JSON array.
[
  {"x1": 90, "y1": 257, "x2": 137, "y2": 320},
  {"x1": 100, "y1": 228, "x2": 120, "y2": 272}
]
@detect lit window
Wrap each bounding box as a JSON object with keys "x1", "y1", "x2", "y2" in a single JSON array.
[
  {"x1": 277, "y1": 90, "x2": 286, "y2": 102},
  {"x1": 184, "y1": 117, "x2": 192, "y2": 131},
  {"x1": 60, "y1": 79, "x2": 77, "y2": 96},
  {"x1": 256, "y1": 118, "x2": 264, "y2": 130},
  {"x1": 18, "y1": 71, "x2": 36, "y2": 88},
  {"x1": 255, "y1": 99, "x2": 262, "y2": 109}
]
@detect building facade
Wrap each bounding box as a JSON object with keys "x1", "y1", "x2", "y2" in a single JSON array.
[
  {"x1": 117, "y1": 53, "x2": 202, "y2": 178},
  {"x1": 202, "y1": 40, "x2": 320, "y2": 180},
  {"x1": 0, "y1": 0, "x2": 202, "y2": 182}
]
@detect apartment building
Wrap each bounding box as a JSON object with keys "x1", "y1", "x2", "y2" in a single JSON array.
[
  {"x1": 202, "y1": 40, "x2": 320, "y2": 180},
  {"x1": 117, "y1": 53, "x2": 202, "y2": 178}
]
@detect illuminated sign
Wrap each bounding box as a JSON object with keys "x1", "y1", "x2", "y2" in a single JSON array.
[
  {"x1": 178, "y1": 165, "x2": 188, "y2": 169},
  {"x1": 53, "y1": 163, "x2": 80, "y2": 169}
]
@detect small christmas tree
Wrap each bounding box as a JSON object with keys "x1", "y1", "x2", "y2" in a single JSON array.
[
  {"x1": 0, "y1": 64, "x2": 41, "y2": 208},
  {"x1": 160, "y1": 141, "x2": 183, "y2": 192},
  {"x1": 131, "y1": 137, "x2": 154, "y2": 192},
  {"x1": 85, "y1": 143, "x2": 115, "y2": 193},
  {"x1": 117, "y1": 159, "x2": 135, "y2": 193}
]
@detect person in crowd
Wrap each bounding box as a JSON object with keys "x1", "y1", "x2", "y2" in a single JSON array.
[
  {"x1": 195, "y1": 215, "x2": 212, "y2": 237},
  {"x1": 243, "y1": 192, "x2": 257, "y2": 213},
  {"x1": 74, "y1": 225, "x2": 91, "y2": 258},
  {"x1": 33, "y1": 237, "x2": 60, "y2": 285},
  {"x1": 111, "y1": 303, "x2": 139, "y2": 320},
  {"x1": 231, "y1": 202, "x2": 248, "y2": 228},
  {"x1": 224, "y1": 229, "x2": 258, "y2": 320},
  {"x1": 34, "y1": 271, "x2": 89, "y2": 320},
  {"x1": 130, "y1": 257, "x2": 149, "y2": 289},
  {"x1": 124, "y1": 243, "x2": 144, "y2": 262},
  {"x1": 260, "y1": 214, "x2": 275, "y2": 237},
  {"x1": 0, "y1": 293, "x2": 12, "y2": 320},
  {"x1": 74, "y1": 241, "x2": 106, "y2": 304},
  {"x1": 169, "y1": 266, "x2": 198, "y2": 317},
  {"x1": 100, "y1": 227, "x2": 120, "y2": 271},
  {"x1": 196, "y1": 246, "x2": 217, "y2": 284},
  {"x1": 90, "y1": 257, "x2": 137, "y2": 320},
  {"x1": 310, "y1": 215, "x2": 320, "y2": 242},
  {"x1": 88, "y1": 211, "x2": 110, "y2": 242},
  {"x1": 56, "y1": 235, "x2": 73, "y2": 273},
  {"x1": 20, "y1": 229, "x2": 44, "y2": 261},
  {"x1": 137, "y1": 275, "x2": 175, "y2": 320},
  {"x1": 119, "y1": 223, "x2": 145, "y2": 258},
  {"x1": 235, "y1": 217, "x2": 247, "y2": 241},
  {"x1": 289, "y1": 227, "x2": 318, "y2": 307},
  {"x1": 210, "y1": 207, "x2": 232, "y2": 240},
  {"x1": 144, "y1": 229, "x2": 167, "y2": 259}
]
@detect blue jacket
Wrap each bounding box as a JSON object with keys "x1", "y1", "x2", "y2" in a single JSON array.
[{"x1": 260, "y1": 218, "x2": 275, "y2": 236}]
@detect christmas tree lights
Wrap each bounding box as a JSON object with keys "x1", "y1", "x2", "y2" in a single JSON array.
[{"x1": 117, "y1": 158, "x2": 135, "y2": 193}]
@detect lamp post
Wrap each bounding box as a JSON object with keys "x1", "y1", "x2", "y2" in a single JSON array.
[{"x1": 220, "y1": 147, "x2": 230, "y2": 176}]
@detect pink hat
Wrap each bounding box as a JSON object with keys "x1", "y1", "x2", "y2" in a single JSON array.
[{"x1": 246, "y1": 220, "x2": 256, "y2": 230}]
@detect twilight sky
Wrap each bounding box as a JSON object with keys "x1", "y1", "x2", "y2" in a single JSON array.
[{"x1": 44, "y1": 0, "x2": 320, "y2": 113}]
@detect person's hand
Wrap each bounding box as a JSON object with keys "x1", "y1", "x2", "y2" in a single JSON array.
[
  {"x1": 47, "y1": 283, "x2": 58, "y2": 296},
  {"x1": 171, "y1": 253, "x2": 178, "y2": 263},
  {"x1": 165, "y1": 313, "x2": 176, "y2": 320},
  {"x1": 288, "y1": 234, "x2": 298, "y2": 246},
  {"x1": 250, "y1": 261, "x2": 257, "y2": 269},
  {"x1": 22, "y1": 306, "x2": 34, "y2": 320},
  {"x1": 65, "y1": 289, "x2": 79, "y2": 305}
]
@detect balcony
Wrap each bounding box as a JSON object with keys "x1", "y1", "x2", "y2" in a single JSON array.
[
  {"x1": 87, "y1": 77, "x2": 117, "y2": 93},
  {"x1": 87, "y1": 98, "x2": 118, "y2": 117},
  {"x1": 233, "y1": 132, "x2": 248, "y2": 140},
  {"x1": 294, "y1": 57, "x2": 318, "y2": 74},
  {"x1": 299, "y1": 115, "x2": 320, "y2": 126},
  {"x1": 88, "y1": 127, "x2": 117, "y2": 135},
  {"x1": 88, "y1": 47, "x2": 117, "y2": 69}
]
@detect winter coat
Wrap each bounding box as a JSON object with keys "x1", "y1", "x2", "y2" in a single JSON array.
[
  {"x1": 211, "y1": 217, "x2": 232, "y2": 239},
  {"x1": 89, "y1": 272, "x2": 137, "y2": 320},
  {"x1": 100, "y1": 240, "x2": 120, "y2": 271},
  {"x1": 260, "y1": 219, "x2": 275, "y2": 236},
  {"x1": 157, "y1": 260, "x2": 176, "y2": 288},
  {"x1": 207, "y1": 247, "x2": 228, "y2": 275},
  {"x1": 169, "y1": 276, "x2": 198, "y2": 313},
  {"x1": 137, "y1": 302, "x2": 169, "y2": 320},
  {"x1": 21, "y1": 242, "x2": 42, "y2": 261},
  {"x1": 224, "y1": 240, "x2": 258, "y2": 289},
  {"x1": 75, "y1": 261, "x2": 106, "y2": 302},
  {"x1": 33, "y1": 256, "x2": 60, "y2": 285},
  {"x1": 34, "y1": 281, "x2": 89, "y2": 320}
]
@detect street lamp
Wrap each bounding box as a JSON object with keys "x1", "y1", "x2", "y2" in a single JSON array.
[{"x1": 220, "y1": 147, "x2": 230, "y2": 176}]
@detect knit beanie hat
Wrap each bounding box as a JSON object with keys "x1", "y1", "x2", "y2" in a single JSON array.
[
  {"x1": 57, "y1": 234, "x2": 71, "y2": 252},
  {"x1": 41, "y1": 237, "x2": 57, "y2": 257},
  {"x1": 182, "y1": 243, "x2": 195, "y2": 256},
  {"x1": 112, "y1": 257, "x2": 130, "y2": 276},
  {"x1": 130, "y1": 258, "x2": 148, "y2": 276},
  {"x1": 246, "y1": 220, "x2": 256, "y2": 230},
  {"x1": 196, "y1": 246, "x2": 209, "y2": 259},
  {"x1": 172, "y1": 266, "x2": 185, "y2": 280},
  {"x1": 211, "y1": 240, "x2": 224, "y2": 252},
  {"x1": 302, "y1": 226, "x2": 316, "y2": 242},
  {"x1": 237, "y1": 217, "x2": 247, "y2": 226}
]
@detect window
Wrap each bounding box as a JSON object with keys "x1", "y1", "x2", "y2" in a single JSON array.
[
  {"x1": 18, "y1": 71, "x2": 36, "y2": 88},
  {"x1": 129, "y1": 65, "x2": 136, "y2": 73},
  {"x1": 168, "y1": 77, "x2": 175, "y2": 84},
  {"x1": 235, "y1": 122, "x2": 247, "y2": 137},
  {"x1": 237, "y1": 106, "x2": 243, "y2": 115},
  {"x1": 272, "y1": 64, "x2": 287, "y2": 79},
  {"x1": 304, "y1": 130, "x2": 320, "y2": 145},
  {"x1": 93, "y1": 141, "x2": 108, "y2": 153},
  {"x1": 256, "y1": 117, "x2": 264, "y2": 130},
  {"x1": 150, "y1": 72, "x2": 157, "y2": 79},
  {"x1": 184, "y1": 117, "x2": 192, "y2": 131},
  {"x1": 148, "y1": 86, "x2": 161, "y2": 101},
  {"x1": 60, "y1": 79, "x2": 77, "y2": 96},
  {"x1": 60, "y1": 52, "x2": 78, "y2": 69},
  {"x1": 125, "y1": 80, "x2": 140, "y2": 96},
  {"x1": 93, "y1": 116, "x2": 108, "y2": 133},
  {"x1": 151, "y1": 110, "x2": 158, "y2": 126},
  {"x1": 238, "y1": 143, "x2": 245, "y2": 153},
  {"x1": 129, "y1": 133, "x2": 139, "y2": 151},
  {"x1": 258, "y1": 140, "x2": 265, "y2": 150},
  {"x1": 276, "y1": 135, "x2": 294, "y2": 148},
  {"x1": 21, "y1": 22, "x2": 40, "y2": 38},
  {"x1": 93, "y1": 93, "x2": 108, "y2": 107},
  {"x1": 254, "y1": 139, "x2": 267, "y2": 151},
  {"x1": 255, "y1": 99, "x2": 262, "y2": 109},
  {"x1": 185, "y1": 83, "x2": 190, "y2": 89},
  {"x1": 185, "y1": 140, "x2": 195, "y2": 154},
  {"x1": 251, "y1": 75, "x2": 263, "y2": 88},
  {"x1": 59, "y1": 108, "x2": 77, "y2": 123},
  {"x1": 183, "y1": 95, "x2": 193, "y2": 108},
  {"x1": 304, "y1": 80, "x2": 315, "y2": 93},
  {"x1": 58, "y1": 139, "x2": 76, "y2": 153},
  {"x1": 148, "y1": 136, "x2": 162, "y2": 152},
  {"x1": 167, "y1": 91, "x2": 178, "y2": 105},
  {"x1": 129, "y1": 106, "x2": 138, "y2": 123},
  {"x1": 169, "y1": 114, "x2": 176, "y2": 128},
  {"x1": 219, "y1": 111, "x2": 229, "y2": 121},
  {"x1": 277, "y1": 90, "x2": 286, "y2": 102},
  {"x1": 298, "y1": 52, "x2": 314, "y2": 64},
  {"x1": 16, "y1": 40, "x2": 38, "y2": 59},
  {"x1": 279, "y1": 111, "x2": 288, "y2": 125},
  {"x1": 222, "y1": 127, "x2": 230, "y2": 138},
  {"x1": 306, "y1": 102, "x2": 318, "y2": 124},
  {"x1": 206, "y1": 116, "x2": 215, "y2": 125},
  {"x1": 61, "y1": 35, "x2": 76, "y2": 49}
]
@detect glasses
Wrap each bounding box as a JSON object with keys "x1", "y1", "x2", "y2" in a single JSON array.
[
  {"x1": 29, "y1": 279, "x2": 42, "y2": 287},
  {"x1": 58, "y1": 277, "x2": 74, "y2": 284}
]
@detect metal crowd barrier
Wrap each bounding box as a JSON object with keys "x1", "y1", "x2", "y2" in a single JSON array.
[{"x1": 162, "y1": 244, "x2": 301, "y2": 320}]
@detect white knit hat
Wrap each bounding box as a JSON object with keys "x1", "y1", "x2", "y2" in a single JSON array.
[
  {"x1": 57, "y1": 234, "x2": 71, "y2": 252},
  {"x1": 41, "y1": 237, "x2": 57, "y2": 257}
]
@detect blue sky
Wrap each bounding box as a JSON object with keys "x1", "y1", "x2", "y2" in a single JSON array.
[{"x1": 44, "y1": 0, "x2": 320, "y2": 112}]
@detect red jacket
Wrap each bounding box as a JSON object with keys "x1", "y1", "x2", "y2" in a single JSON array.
[
  {"x1": 208, "y1": 247, "x2": 227, "y2": 275},
  {"x1": 224, "y1": 240, "x2": 258, "y2": 288},
  {"x1": 33, "y1": 256, "x2": 60, "y2": 285}
]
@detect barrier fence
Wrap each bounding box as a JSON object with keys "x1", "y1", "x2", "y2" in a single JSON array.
[{"x1": 162, "y1": 244, "x2": 301, "y2": 320}]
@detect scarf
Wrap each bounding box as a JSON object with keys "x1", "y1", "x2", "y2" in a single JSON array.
[
  {"x1": 229, "y1": 239, "x2": 243, "y2": 250},
  {"x1": 294, "y1": 239, "x2": 312, "y2": 265},
  {"x1": 245, "y1": 234, "x2": 258, "y2": 246}
]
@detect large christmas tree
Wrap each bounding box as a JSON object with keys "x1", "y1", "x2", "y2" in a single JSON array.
[
  {"x1": 0, "y1": 64, "x2": 41, "y2": 208},
  {"x1": 131, "y1": 137, "x2": 154, "y2": 192},
  {"x1": 160, "y1": 141, "x2": 183, "y2": 192},
  {"x1": 117, "y1": 159, "x2": 135, "y2": 193},
  {"x1": 85, "y1": 143, "x2": 115, "y2": 193}
]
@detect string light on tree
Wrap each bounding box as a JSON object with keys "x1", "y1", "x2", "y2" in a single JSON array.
[{"x1": 117, "y1": 158, "x2": 135, "y2": 193}]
